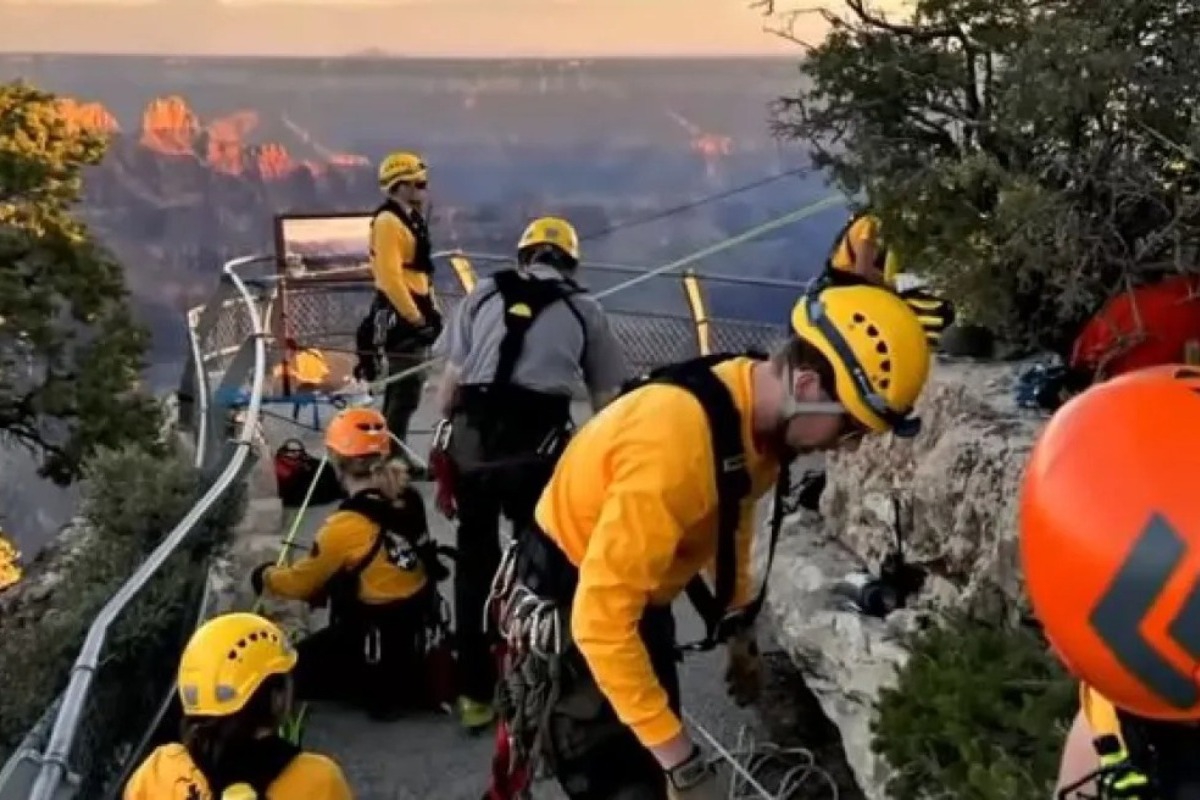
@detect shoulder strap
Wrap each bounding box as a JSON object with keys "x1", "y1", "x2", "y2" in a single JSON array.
[
  {"x1": 1081, "y1": 683, "x2": 1129, "y2": 758},
  {"x1": 638, "y1": 354, "x2": 752, "y2": 650},
  {"x1": 337, "y1": 491, "x2": 394, "y2": 579},
  {"x1": 490, "y1": 269, "x2": 580, "y2": 388}
]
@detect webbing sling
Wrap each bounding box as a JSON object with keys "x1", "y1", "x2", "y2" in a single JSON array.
[
  {"x1": 487, "y1": 268, "x2": 586, "y2": 388},
  {"x1": 627, "y1": 353, "x2": 789, "y2": 652}
]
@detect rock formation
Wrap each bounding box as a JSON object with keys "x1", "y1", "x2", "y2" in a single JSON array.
[{"x1": 764, "y1": 358, "x2": 1047, "y2": 800}]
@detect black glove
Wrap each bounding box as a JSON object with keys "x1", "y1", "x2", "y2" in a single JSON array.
[
  {"x1": 354, "y1": 353, "x2": 379, "y2": 383},
  {"x1": 250, "y1": 562, "x2": 272, "y2": 596},
  {"x1": 414, "y1": 324, "x2": 440, "y2": 347}
]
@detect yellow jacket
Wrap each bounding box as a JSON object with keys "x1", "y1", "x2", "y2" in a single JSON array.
[
  {"x1": 534, "y1": 357, "x2": 780, "y2": 748},
  {"x1": 124, "y1": 743, "x2": 352, "y2": 800},
  {"x1": 370, "y1": 207, "x2": 432, "y2": 327},
  {"x1": 263, "y1": 496, "x2": 428, "y2": 605},
  {"x1": 829, "y1": 214, "x2": 900, "y2": 285}
]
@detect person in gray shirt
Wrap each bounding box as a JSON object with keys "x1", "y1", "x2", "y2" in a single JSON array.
[{"x1": 430, "y1": 215, "x2": 627, "y2": 731}]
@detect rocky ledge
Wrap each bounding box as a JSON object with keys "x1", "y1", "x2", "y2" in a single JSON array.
[{"x1": 763, "y1": 358, "x2": 1048, "y2": 800}]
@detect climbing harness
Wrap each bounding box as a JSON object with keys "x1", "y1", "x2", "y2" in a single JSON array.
[
  {"x1": 620, "y1": 352, "x2": 790, "y2": 652},
  {"x1": 484, "y1": 268, "x2": 587, "y2": 390}
]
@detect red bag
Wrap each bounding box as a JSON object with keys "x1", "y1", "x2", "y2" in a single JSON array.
[{"x1": 429, "y1": 420, "x2": 458, "y2": 519}]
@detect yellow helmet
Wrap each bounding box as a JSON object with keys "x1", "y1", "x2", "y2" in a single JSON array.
[
  {"x1": 790, "y1": 284, "x2": 931, "y2": 437},
  {"x1": 378, "y1": 150, "x2": 427, "y2": 191},
  {"x1": 177, "y1": 613, "x2": 297, "y2": 717},
  {"x1": 517, "y1": 216, "x2": 580, "y2": 263}
]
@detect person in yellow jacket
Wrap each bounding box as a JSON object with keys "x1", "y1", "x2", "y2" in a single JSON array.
[
  {"x1": 251, "y1": 407, "x2": 449, "y2": 721},
  {"x1": 1021, "y1": 366, "x2": 1200, "y2": 799},
  {"x1": 124, "y1": 611, "x2": 352, "y2": 800},
  {"x1": 356, "y1": 150, "x2": 441, "y2": 467},
  {"x1": 825, "y1": 210, "x2": 900, "y2": 288},
  {"x1": 488, "y1": 284, "x2": 932, "y2": 800}
]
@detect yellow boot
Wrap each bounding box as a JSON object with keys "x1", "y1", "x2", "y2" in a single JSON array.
[{"x1": 457, "y1": 696, "x2": 496, "y2": 732}]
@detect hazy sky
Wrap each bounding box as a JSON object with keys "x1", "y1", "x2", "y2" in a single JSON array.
[{"x1": 0, "y1": 0, "x2": 907, "y2": 57}]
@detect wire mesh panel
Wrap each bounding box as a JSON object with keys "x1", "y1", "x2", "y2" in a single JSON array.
[
  {"x1": 270, "y1": 254, "x2": 799, "y2": 389},
  {"x1": 67, "y1": 544, "x2": 209, "y2": 797}
]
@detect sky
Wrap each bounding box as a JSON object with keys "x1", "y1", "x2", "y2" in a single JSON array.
[{"x1": 0, "y1": 0, "x2": 908, "y2": 57}]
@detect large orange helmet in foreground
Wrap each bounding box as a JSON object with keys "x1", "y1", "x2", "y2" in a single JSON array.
[{"x1": 1020, "y1": 365, "x2": 1200, "y2": 720}]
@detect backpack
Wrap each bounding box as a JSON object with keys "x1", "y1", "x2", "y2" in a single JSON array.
[
  {"x1": 273, "y1": 439, "x2": 346, "y2": 508},
  {"x1": 619, "y1": 352, "x2": 789, "y2": 651},
  {"x1": 327, "y1": 490, "x2": 457, "y2": 708}
]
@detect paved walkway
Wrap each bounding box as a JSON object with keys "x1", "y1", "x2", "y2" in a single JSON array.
[{"x1": 259, "y1": 387, "x2": 765, "y2": 800}]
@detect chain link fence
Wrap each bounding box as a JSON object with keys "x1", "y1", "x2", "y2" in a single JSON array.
[{"x1": 272, "y1": 252, "x2": 804, "y2": 381}]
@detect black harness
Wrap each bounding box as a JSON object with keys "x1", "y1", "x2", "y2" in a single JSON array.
[
  {"x1": 619, "y1": 353, "x2": 789, "y2": 651},
  {"x1": 191, "y1": 736, "x2": 300, "y2": 799},
  {"x1": 363, "y1": 200, "x2": 438, "y2": 353},
  {"x1": 471, "y1": 268, "x2": 588, "y2": 389},
  {"x1": 324, "y1": 489, "x2": 446, "y2": 622}
]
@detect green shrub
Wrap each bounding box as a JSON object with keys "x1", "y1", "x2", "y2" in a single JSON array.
[
  {"x1": 0, "y1": 442, "x2": 245, "y2": 788},
  {"x1": 872, "y1": 613, "x2": 1077, "y2": 800},
  {"x1": 773, "y1": 0, "x2": 1200, "y2": 357}
]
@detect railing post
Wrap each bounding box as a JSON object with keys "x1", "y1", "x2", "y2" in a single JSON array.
[
  {"x1": 681, "y1": 268, "x2": 711, "y2": 356},
  {"x1": 448, "y1": 252, "x2": 478, "y2": 294}
]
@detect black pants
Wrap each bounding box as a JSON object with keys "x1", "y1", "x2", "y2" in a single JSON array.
[
  {"x1": 383, "y1": 345, "x2": 427, "y2": 446},
  {"x1": 453, "y1": 462, "x2": 556, "y2": 704},
  {"x1": 293, "y1": 592, "x2": 430, "y2": 716},
  {"x1": 450, "y1": 389, "x2": 571, "y2": 706},
  {"x1": 514, "y1": 530, "x2": 681, "y2": 800}
]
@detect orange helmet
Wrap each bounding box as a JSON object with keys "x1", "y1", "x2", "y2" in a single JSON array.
[
  {"x1": 325, "y1": 407, "x2": 391, "y2": 458},
  {"x1": 1020, "y1": 365, "x2": 1200, "y2": 721}
]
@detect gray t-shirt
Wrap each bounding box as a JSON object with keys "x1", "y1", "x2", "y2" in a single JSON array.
[{"x1": 434, "y1": 264, "x2": 628, "y2": 398}]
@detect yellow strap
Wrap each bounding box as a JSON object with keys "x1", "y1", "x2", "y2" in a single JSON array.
[
  {"x1": 449, "y1": 253, "x2": 478, "y2": 294},
  {"x1": 1081, "y1": 683, "x2": 1128, "y2": 751}
]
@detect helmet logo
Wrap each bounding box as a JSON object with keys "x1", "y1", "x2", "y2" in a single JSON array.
[{"x1": 1090, "y1": 513, "x2": 1200, "y2": 710}]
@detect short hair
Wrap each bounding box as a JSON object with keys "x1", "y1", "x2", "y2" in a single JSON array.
[{"x1": 770, "y1": 336, "x2": 837, "y2": 396}]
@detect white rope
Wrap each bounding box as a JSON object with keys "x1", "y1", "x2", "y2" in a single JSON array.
[{"x1": 685, "y1": 712, "x2": 841, "y2": 800}]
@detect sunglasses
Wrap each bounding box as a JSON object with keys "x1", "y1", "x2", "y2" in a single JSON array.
[{"x1": 408, "y1": 180, "x2": 428, "y2": 190}]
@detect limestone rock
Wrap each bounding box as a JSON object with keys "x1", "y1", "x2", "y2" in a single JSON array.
[{"x1": 764, "y1": 357, "x2": 1048, "y2": 799}]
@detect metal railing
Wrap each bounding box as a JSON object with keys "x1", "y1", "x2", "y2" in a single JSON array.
[
  {"x1": 0, "y1": 256, "x2": 272, "y2": 800},
  {"x1": 0, "y1": 196, "x2": 832, "y2": 799}
]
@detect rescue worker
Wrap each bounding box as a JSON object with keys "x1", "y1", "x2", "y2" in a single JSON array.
[
  {"x1": 824, "y1": 209, "x2": 899, "y2": 287},
  {"x1": 432, "y1": 214, "x2": 628, "y2": 732},
  {"x1": 486, "y1": 283, "x2": 931, "y2": 800},
  {"x1": 250, "y1": 407, "x2": 450, "y2": 722},
  {"x1": 825, "y1": 210, "x2": 955, "y2": 346},
  {"x1": 356, "y1": 150, "x2": 441, "y2": 468},
  {"x1": 1021, "y1": 365, "x2": 1200, "y2": 799},
  {"x1": 123, "y1": 612, "x2": 352, "y2": 799}
]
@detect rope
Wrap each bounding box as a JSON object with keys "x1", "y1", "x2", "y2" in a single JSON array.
[
  {"x1": 577, "y1": 166, "x2": 810, "y2": 241},
  {"x1": 684, "y1": 712, "x2": 840, "y2": 800}
]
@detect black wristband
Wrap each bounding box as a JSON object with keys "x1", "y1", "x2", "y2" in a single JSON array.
[{"x1": 666, "y1": 746, "x2": 712, "y2": 791}]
